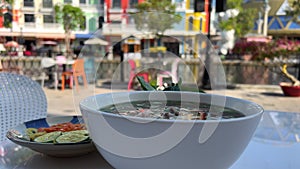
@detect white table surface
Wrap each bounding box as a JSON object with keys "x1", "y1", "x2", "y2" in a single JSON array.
[{"x1": 1, "y1": 110, "x2": 299, "y2": 169}]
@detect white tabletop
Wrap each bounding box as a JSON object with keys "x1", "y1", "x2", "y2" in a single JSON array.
[
  {"x1": 230, "y1": 110, "x2": 300, "y2": 169},
  {"x1": 0, "y1": 141, "x2": 113, "y2": 169},
  {"x1": 56, "y1": 59, "x2": 75, "y2": 65},
  {"x1": 1, "y1": 111, "x2": 300, "y2": 169},
  {"x1": 41, "y1": 58, "x2": 75, "y2": 68}
]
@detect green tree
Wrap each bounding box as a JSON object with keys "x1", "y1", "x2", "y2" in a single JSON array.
[
  {"x1": 285, "y1": 0, "x2": 300, "y2": 24},
  {"x1": 218, "y1": 0, "x2": 257, "y2": 38},
  {"x1": 0, "y1": 0, "x2": 14, "y2": 28},
  {"x1": 54, "y1": 4, "x2": 85, "y2": 56},
  {"x1": 131, "y1": 0, "x2": 181, "y2": 44}
]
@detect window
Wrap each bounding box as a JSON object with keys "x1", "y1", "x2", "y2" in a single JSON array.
[
  {"x1": 129, "y1": 0, "x2": 138, "y2": 8},
  {"x1": 175, "y1": 0, "x2": 184, "y2": 8},
  {"x1": 89, "y1": 0, "x2": 98, "y2": 5},
  {"x1": 82, "y1": 17, "x2": 86, "y2": 30},
  {"x1": 80, "y1": 0, "x2": 86, "y2": 4},
  {"x1": 24, "y1": 0, "x2": 34, "y2": 7},
  {"x1": 42, "y1": 0, "x2": 52, "y2": 8},
  {"x1": 25, "y1": 14, "x2": 35, "y2": 23},
  {"x1": 64, "y1": 0, "x2": 72, "y2": 4},
  {"x1": 112, "y1": 0, "x2": 121, "y2": 8},
  {"x1": 88, "y1": 17, "x2": 97, "y2": 32},
  {"x1": 43, "y1": 15, "x2": 54, "y2": 23},
  {"x1": 188, "y1": 17, "x2": 193, "y2": 31},
  {"x1": 199, "y1": 18, "x2": 203, "y2": 31},
  {"x1": 128, "y1": 44, "x2": 135, "y2": 53},
  {"x1": 98, "y1": 16, "x2": 104, "y2": 29},
  {"x1": 189, "y1": 0, "x2": 194, "y2": 10},
  {"x1": 100, "y1": 0, "x2": 105, "y2": 5}
]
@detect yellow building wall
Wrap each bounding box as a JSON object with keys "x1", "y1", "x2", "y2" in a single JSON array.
[
  {"x1": 186, "y1": 0, "x2": 191, "y2": 9},
  {"x1": 185, "y1": 0, "x2": 209, "y2": 58},
  {"x1": 185, "y1": 0, "x2": 207, "y2": 32},
  {"x1": 194, "y1": 13, "x2": 206, "y2": 32},
  {"x1": 185, "y1": 13, "x2": 193, "y2": 30}
]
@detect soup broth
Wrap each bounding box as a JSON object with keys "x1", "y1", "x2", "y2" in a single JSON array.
[{"x1": 99, "y1": 100, "x2": 245, "y2": 120}]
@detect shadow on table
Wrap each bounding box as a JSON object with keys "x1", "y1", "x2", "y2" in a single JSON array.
[
  {"x1": 260, "y1": 92, "x2": 285, "y2": 97},
  {"x1": 96, "y1": 80, "x2": 128, "y2": 90},
  {"x1": 20, "y1": 151, "x2": 113, "y2": 169}
]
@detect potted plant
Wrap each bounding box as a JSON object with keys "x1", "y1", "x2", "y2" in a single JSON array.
[
  {"x1": 270, "y1": 38, "x2": 300, "y2": 97},
  {"x1": 278, "y1": 1, "x2": 300, "y2": 96},
  {"x1": 279, "y1": 64, "x2": 300, "y2": 97},
  {"x1": 245, "y1": 38, "x2": 300, "y2": 96}
]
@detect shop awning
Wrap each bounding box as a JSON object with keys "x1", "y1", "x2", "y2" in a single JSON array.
[
  {"x1": 75, "y1": 33, "x2": 93, "y2": 39},
  {"x1": 84, "y1": 38, "x2": 109, "y2": 45}
]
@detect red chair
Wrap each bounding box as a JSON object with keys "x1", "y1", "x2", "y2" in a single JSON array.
[{"x1": 127, "y1": 59, "x2": 150, "y2": 90}]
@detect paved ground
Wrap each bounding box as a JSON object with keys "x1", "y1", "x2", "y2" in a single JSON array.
[{"x1": 44, "y1": 83, "x2": 300, "y2": 117}]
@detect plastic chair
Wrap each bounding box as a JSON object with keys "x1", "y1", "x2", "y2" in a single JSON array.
[
  {"x1": 61, "y1": 58, "x2": 88, "y2": 91},
  {"x1": 156, "y1": 58, "x2": 180, "y2": 86},
  {"x1": 41, "y1": 57, "x2": 58, "y2": 90},
  {"x1": 0, "y1": 72, "x2": 47, "y2": 141},
  {"x1": 128, "y1": 59, "x2": 150, "y2": 90}
]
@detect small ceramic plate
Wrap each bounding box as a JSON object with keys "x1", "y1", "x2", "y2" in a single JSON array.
[{"x1": 6, "y1": 116, "x2": 96, "y2": 157}]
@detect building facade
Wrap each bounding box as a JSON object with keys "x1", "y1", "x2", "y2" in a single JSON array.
[
  {"x1": 0, "y1": 0, "x2": 104, "y2": 54},
  {"x1": 0, "y1": 0, "x2": 218, "y2": 58},
  {"x1": 102, "y1": 0, "x2": 210, "y2": 59}
]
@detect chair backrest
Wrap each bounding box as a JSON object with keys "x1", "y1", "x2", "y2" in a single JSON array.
[
  {"x1": 128, "y1": 59, "x2": 137, "y2": 71},
  {"x1": 0, "y1": 73, "x2": 47, "y2": 141},
  {"x1": 73, "y1": 58, "x2": 85, "y2": 74},
  {"x1": 171, "y1": 58, "x2": 180, "y2": 82}
]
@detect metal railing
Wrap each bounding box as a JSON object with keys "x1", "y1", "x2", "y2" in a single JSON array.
[{"x1": 1, "y1": 56, "x2": 299, "y2": 86}]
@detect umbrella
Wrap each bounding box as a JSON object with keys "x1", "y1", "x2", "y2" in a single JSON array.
[
  {"x1": 5, "y1": 41, "x2": 18, "y2": 47},
  {"x1": 41, "y1": 41, "x2": 57, "y2": 45},
  {"x1": 84, "y1": 38, "x2": 109, "y2": 45}
]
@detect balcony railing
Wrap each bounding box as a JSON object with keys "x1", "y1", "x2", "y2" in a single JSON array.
[
  {"x1": 102, "y1": 23, "x2": 138, "y2": 35},
  {"x1": 24, "y1": 22, "x2": 36, "y2": 29},
  {"x1": 42, "y1": 2, "x2": 52, "y2": 8},
  {"x1": 43, "y1": 23, "x2": 62, "y2": 29}
]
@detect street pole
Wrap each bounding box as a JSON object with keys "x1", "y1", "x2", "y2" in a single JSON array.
[
  {"x1": 263, "y1": 0, "x2": 270, "y2": 36},
  {"x1": 298, "y1": 54, "x2": 300, "y2": 80},
  {"x1": 201, "y1": 0, "x2": 212, "y2": 89},
  {"x1": 18, "y1": 27, "x2": 24, "y2": 57}
]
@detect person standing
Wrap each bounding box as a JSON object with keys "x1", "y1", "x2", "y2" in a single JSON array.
[{"x1": 74, "y1": 41, "x2": 84, "y2": 58}]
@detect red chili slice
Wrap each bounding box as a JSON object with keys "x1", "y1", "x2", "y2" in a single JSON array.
[{"x1": 37, "y1": 123, "x2": 86, "y2": 133}]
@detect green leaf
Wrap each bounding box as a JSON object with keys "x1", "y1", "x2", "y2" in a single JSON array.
[{"x1": 137, "y1": 76, "x2": 156, "y2": 91}]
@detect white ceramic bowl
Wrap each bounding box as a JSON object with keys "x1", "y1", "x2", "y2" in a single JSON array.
[{"x1": 80, "y1": 91, "x2": 264, "y2": 169}]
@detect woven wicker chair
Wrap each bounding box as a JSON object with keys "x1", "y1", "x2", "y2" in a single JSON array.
[{"x1": 0, "y1": 72, "x2": 47, "y2": 142}]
